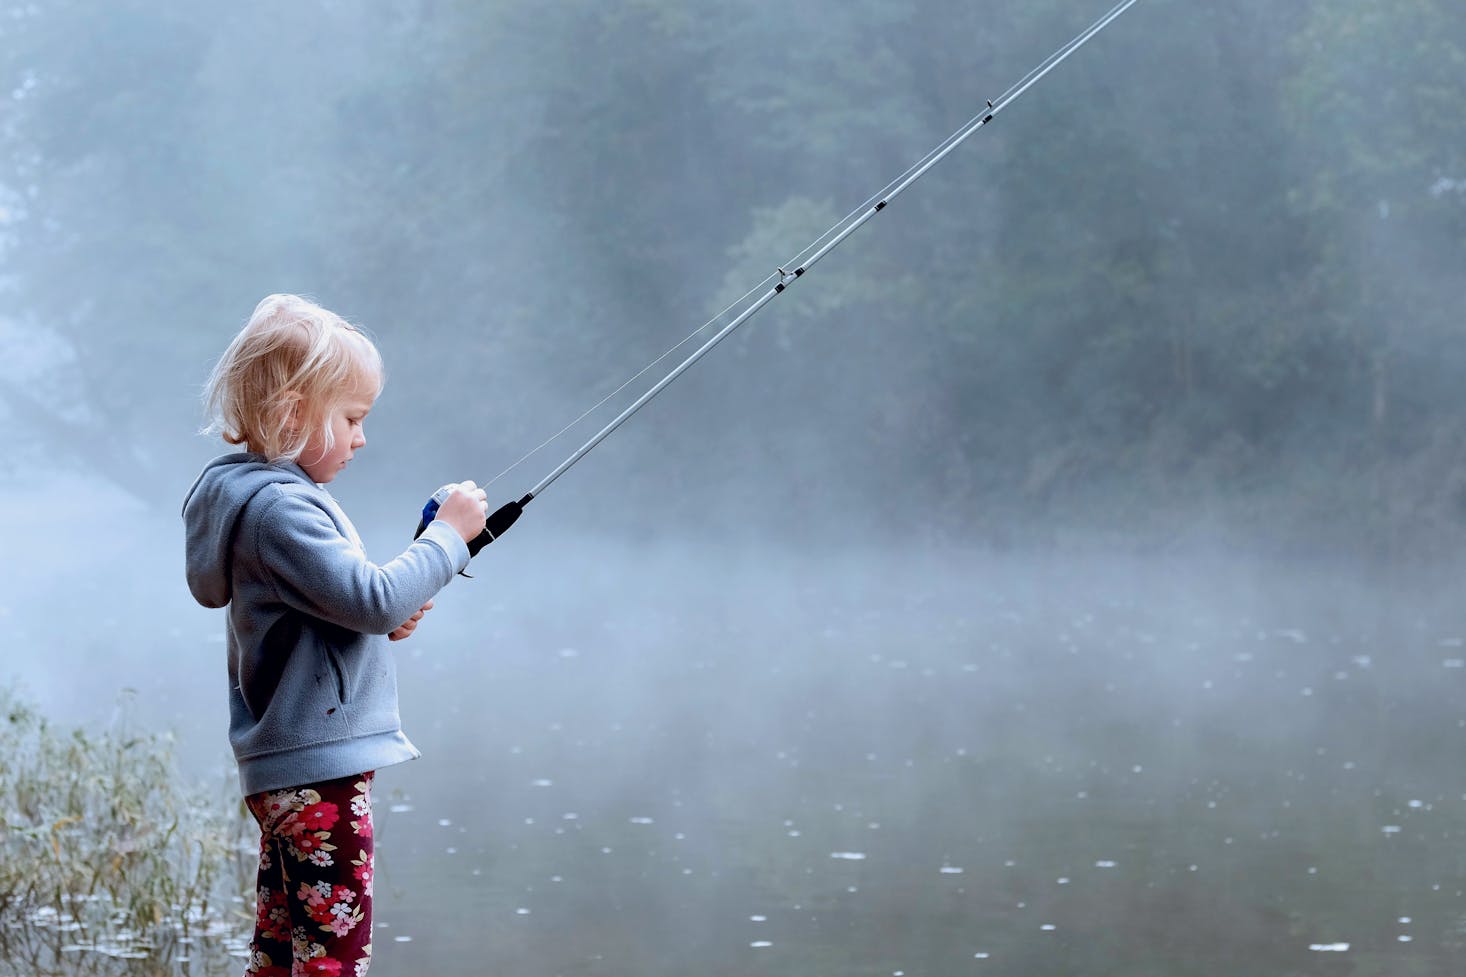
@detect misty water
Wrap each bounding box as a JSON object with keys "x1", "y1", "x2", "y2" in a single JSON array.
[{"x1": 4, "y1": 482, "x2": 1464, "y2": 976}]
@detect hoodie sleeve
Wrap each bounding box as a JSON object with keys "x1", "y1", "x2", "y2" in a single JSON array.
[{"x1": 248, "y1": 488, "x2": 471, "y2": 635}]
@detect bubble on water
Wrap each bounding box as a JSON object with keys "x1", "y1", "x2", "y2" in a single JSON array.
[
  {"x1": 751, "y1": 941, "x2": 772, "y2": 948},
  {"x1": 437, "y1": 818, "x2": 452, "y2": 827},
  {"x1": 974, "y1": 951, "x2": 991, "y2": 959},
  {"x1": 531, "y1": 779, "x2": 554, "y2": 787},
  {"x1": 1057, "y1": 878, "x2": 1070, "y2": 885},
  {"x1": 629, "y1": 816, "x2": 654, "y2": 824},
  {"x1": 389, "y1": 804, "x2": 413, "y2": 813},
  {"x1": 1398, "y1": 916, "x2": 1411, "y2": 924},
  {"x1": 750, "y1": 914, "x2": 767, "y2": 922},
  {"x1": 1095, "y1": 860, "x2": 1117, "y2": 868},
  {"x1": 1382, "y1": 825, "x2": 1401, "y2": 834},
  {"x1": 940, "y1": 866, "x2": 964, "y2": 874},
  {"x1": 516, "y1": 908, "x2": 530, "y2": 915},
  {"x1": 1398, "y1": 935, "x2": 1413, "y2": 943},
  {"x1": 394, "y1": 936, "x2": 412, "y2": 943},
  {"x1": 1407, "y1": 800, "x2": 1423, "y2": 809},
  {"x1": 1308, "y1": 943, "x2": 1349, "y2": 952},
  {"x1": 1040, "y1": 924, "x2": 1056, "y2": 931},
  {"x1": 831, "y1": 852, "x2": 867, "y2": 860}
]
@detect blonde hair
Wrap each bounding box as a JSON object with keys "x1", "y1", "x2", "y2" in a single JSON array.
[{"x1": 202, "y1": 294, "x2": 384, "y2": 463}]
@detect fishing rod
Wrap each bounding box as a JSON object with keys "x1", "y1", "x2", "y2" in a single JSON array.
[{"x1": 419, "y1": 0, "x2": 1142, "y2": 556}]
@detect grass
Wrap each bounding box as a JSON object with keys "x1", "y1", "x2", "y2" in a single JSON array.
[{"x1": 0, "y1": 685, "x2": 249, "y2": 967}]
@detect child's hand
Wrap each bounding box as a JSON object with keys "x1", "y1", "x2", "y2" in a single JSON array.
[
  {"x1": 389, "y1": 600, "x2": 434, "y2": 641},
  {"x1": 436, "y1": 480, "x2": 490, "y2": 543}
]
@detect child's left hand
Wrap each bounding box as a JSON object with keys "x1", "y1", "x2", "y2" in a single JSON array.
[{"x1": 389, "y1": 600, "x2": 434, "y2": 641}]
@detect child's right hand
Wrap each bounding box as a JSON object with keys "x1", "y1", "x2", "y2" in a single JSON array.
[{"x1": 436, "y1": 481, "x2": 490, "y2": 543}]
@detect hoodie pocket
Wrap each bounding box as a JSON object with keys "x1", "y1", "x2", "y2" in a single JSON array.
[{"x1": 324, "y1": 645, "x2": 351, "y2": 704}]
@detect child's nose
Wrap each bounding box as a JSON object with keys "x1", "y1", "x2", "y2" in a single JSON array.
[{"x1": 354, "y1": 428, "x2": 367, "y2": 448}]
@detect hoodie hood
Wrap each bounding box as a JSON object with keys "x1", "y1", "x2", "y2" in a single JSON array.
[{"x1": 182, "y1": 453, "x2": 316, "y2": 608}]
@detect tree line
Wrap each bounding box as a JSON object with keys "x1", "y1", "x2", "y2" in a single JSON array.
[{"x1": 1, "y1": 0, "x2": 1462, "y2": 556}]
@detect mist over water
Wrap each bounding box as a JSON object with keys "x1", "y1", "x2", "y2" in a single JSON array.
[
  {"x1": 5, "y1": 491, "x2": 1466, "y2": 974},
  {"x1": 2, "y1": 0, "x2": 1465, "y2": 973}
]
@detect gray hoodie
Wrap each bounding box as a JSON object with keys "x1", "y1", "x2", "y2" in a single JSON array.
[{"x1": 182, "y1": 452, "x2": 469, "y2": 794}]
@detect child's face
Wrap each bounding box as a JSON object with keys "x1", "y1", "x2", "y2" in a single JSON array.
[{"x1": 299, "y1": 383, "x2": 376, "y2": 484}]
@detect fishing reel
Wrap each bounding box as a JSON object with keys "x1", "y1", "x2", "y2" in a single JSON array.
[{"x1": 414, "y1": 484, "x2": 526, "y2": 558}]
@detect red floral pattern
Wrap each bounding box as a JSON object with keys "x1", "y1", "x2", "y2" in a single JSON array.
[{"x1": 245, "y1": 773, "x2": 375, "y2": 976}]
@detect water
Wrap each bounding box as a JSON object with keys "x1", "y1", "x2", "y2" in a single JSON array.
[
  {"x1": 3, "y1": 494, "x2": 1465, "y2": 975},
  {"x1": 367, "y1": 545, "x2": 1465, "y2": 977}
]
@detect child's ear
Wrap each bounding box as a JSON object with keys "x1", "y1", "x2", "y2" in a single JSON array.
[{"x1": 279, "y1": 390, "x2": 304, "y2": 435}]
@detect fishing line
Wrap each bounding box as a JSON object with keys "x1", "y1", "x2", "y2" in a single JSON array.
[
  {"x1": 459, "y1": 0, "x2": 1141, "y2": 534},
  {"x1": 478, "y1": 272, "x2": 783, "y2": 492}
]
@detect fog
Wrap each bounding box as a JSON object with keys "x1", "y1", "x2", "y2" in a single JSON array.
[{"x1": 2, "y1": 0, "x2": 1465, "y2": 974}]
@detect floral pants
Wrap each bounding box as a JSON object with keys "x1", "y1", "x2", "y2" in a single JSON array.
[{"x1": 243, "y1": 771, "x2": 375, "y2": 977}]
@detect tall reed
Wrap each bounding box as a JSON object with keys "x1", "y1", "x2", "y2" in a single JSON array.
[{"x1": 0, "y1": 686, "x2": 247, "y2": 959}]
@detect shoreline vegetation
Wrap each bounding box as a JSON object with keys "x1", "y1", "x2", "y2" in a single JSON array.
[{"x1": 0, "y1": 686, "x2": 248, "y2": 974}]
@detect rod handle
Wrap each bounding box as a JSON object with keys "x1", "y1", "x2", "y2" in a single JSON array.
[
  {"x1": 467, "y1": 499, "x2": 525, "y2": 556},
  {"x1": 414, "y1": 488, "x2": 531, "y2": 560}
]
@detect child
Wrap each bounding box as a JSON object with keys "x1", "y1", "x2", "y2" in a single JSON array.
[{"x1": 182, "y1": 294, "x2": 488, "y2": 977}]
